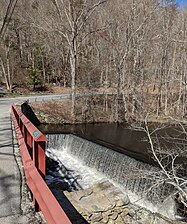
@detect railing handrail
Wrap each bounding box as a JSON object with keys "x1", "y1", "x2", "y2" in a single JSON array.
[
  {"x1": 11, "y1": 104, "x2": 71, "y2": 224},
  {"x1": 12, "y1": 104, "x2": 47, "y2": 142}
]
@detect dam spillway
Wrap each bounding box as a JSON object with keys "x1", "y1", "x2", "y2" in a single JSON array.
[{"x1": 47, "y1": 134, "x2": 174, "y2": 206}]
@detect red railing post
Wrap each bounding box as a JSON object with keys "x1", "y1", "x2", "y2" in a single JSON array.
[
  {"x1": 33, "y1": 139, "x2": 46, "y2": 212},
  {"x1": 33, "y1": 141, "x2": 46, "y2": 177}
]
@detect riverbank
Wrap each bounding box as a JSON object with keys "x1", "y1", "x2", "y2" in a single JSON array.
[
  {"x1": 31, "y1": 96, "x2": 119, "y2": 124},
  {"x1": 30, "y1": 97, "x2": 187, "y2": 126}
]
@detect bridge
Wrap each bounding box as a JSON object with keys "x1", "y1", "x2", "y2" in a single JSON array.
[{"x1": 0, "y1": 95, "x2": 72, "y2": 224}]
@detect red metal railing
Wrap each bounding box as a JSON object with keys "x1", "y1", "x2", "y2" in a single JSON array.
[{"x1": 11, "y1": 104, "x2": 71, "y2": 224}]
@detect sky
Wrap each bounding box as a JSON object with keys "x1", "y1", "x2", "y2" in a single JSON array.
[{"x1": 175, "y1": 0, "x2": 187, "y2": 7}]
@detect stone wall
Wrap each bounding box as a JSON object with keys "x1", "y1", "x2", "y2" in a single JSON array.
[{"x1": 63, "y1": 181, "x2": 180, "y2": 224}]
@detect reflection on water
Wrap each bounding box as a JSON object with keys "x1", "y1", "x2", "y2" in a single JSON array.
[{"x1": 39, "y1": 122, "x2": 187, "y2": 167}]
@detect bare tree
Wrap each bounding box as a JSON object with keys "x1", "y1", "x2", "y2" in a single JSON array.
[
  {"x1": 44, "y1": 0, "x2": 108, "y2": 116},
  {"x1": 0, "y1": 0, "x2": 18, "y2": 39},
  {"x1": 0, "y1": 41, "x2": 13, "y2": 92},
  {"x1": 131, "y1": 115, "x2": 187, "y2": 216}
]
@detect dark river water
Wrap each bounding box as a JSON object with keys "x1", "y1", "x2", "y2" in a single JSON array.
[{"x1": 39, "y1": 122, "x2": 187, "y2": 167}]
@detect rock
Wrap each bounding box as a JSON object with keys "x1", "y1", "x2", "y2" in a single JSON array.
[
  {"x1": 104, "y1": 202, "x2": 116, "y2": 211},
  {"x1": 79, "y1": 189, "x2": 93, "y2": 201},
  {"x1": 107, "y1": 219, "x2": 115, "y2": 224},
  {"x1": 94, "y1": 180, "x2": 112, "y2": 192},
  {"x1": 120, "y1": 195, "x2": 130, "y2": 205},
  {"x1": 91, "y1": 212, "x2": 103, "y2": 222},
  {"x1": 136, "y1": 209, "x2": 155, "y2": 223},
  {"x1": 113, "y1": 207, "x2": 123, "y2": 214},
  {"x1": 105, "y1": 209, "x2": 113, "y2": 216},
  {"x1": 59, "y1": 181, "x2": 174, "y2": 224},
  {"x1": 109, "y1": 211, "x2": 118, "y2": 220},
  {"x1": 121, "y1": 208, "x2": 129, "y2": 217},
  {"x1": 45, "y1": 117, "x2": 49, "y2": 123},
  {"x1": 91, "y1": 205, "x2": 105, "y2": 213},
  {"x1": 101, "y1": 214, "x2": 109, "y2": 223},
  {"x1": 116, "y1": 199, "x2": 125, "y2": 207},
  {"x1": 115, "y1": 215, "x2": 124, "y2": 224},
  {"x1": 122, "y1": 215, "x2": 137, "y2": 224},
  {"x1": 81, "y1": 210, "x2": 92, "y2": 219},
  {"x1": 128, "y1": 209, "x2": 136, "y2": 217},
  {"x1": 116, "y1": 196, "x2": 130, "y2": 207}
]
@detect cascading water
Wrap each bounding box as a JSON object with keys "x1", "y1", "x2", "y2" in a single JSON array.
[{"x1": 47, "y1": 134, "x2": 174, "y2": 206}]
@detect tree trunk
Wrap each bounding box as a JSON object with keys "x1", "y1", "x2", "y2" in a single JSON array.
[{"x1": 70, "y1": 51, "x2": 76, "y2": 117}]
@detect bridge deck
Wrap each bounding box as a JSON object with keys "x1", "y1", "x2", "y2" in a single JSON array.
[{"x1": 0, "y1": 102, "x2": 30, "y2": 223}]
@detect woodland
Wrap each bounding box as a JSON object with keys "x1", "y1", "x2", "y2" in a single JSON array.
[
  {"x1": 1, "y1": 0, "x2": 187, "y2": 218},
  {"x1": 1, "y1": 0, "x2": 187, "y2": 122}
]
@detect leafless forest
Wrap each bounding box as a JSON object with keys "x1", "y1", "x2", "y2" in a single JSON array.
[
  {"x1": 1, "y1": 0, "x2": 187, "y2": 121},
  {"x1": 1, "y1": 0, "x2": 187, "y2": 217}
]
